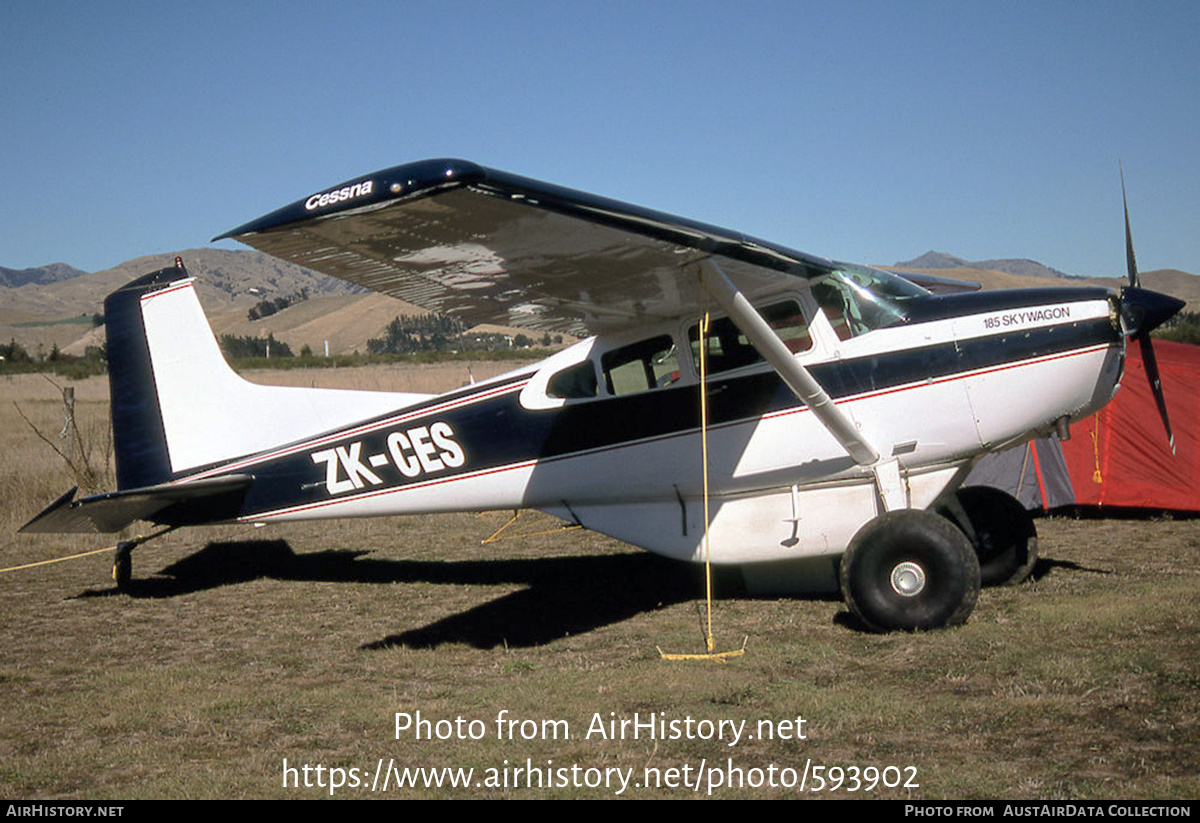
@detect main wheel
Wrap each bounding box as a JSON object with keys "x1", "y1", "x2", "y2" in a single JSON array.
[
  {"x1": 941, "y1": 486, "x2": 1038, "y2": 587},
  {"x1": 839, "y1": 510, "x2": 980, "y2": 632}
]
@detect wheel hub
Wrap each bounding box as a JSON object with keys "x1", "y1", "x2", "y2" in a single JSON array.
[{"x1": 890, "y1": 561, "x2": 926, "y2": 597}]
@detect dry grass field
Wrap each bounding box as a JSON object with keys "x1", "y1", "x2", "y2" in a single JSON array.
[{"x1": 1, "y1": 367, "x2": 1198, "y2": 800}]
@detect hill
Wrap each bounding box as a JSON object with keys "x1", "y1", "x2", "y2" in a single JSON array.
[
  {"x1": 895, "y1": 251, "x2": 1077, "y2": 280},
  {"x1": 3, "y1": 247, "x2": 1195, "y2": 360},
  {"x1": 0, "y1": 248, "x2": 358, "y2": 320},
  {"x1": 0, "y1": 249, "x2": 548, "y2": 358},
  {"x1": 889, "y1": 262, "x2": 1200, "y2": 311},
  {"x1": 0, "y1": 263, "x2": 90, "y2": 289},
  {"x1": 0, "y1": 249, "x2": 405, "y2": 357}
]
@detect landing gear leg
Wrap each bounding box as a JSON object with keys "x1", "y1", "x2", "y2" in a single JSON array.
[
  {"x1": 113, "y1": 541, "x2": 134, "y2": 591},
  {"x1": 109, "y1": 526, "x2": 176, "y2": 593}
]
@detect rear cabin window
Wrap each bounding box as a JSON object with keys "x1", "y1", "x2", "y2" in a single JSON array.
[
  {"x1": 600, "y1": 335, "x2": 681, "y2": 396},
  {"x1": 546, "y1": 360, "x2": 599, "y2": 399},
  {"x1": 687, "y1": 300, "x2": 811, "y2": 374}
]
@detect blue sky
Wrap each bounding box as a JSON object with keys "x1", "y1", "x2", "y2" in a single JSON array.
[{"x1": 2, "y1": 1, "x2": 1197, "y2": 277}]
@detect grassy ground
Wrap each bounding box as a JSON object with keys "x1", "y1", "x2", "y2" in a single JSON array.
[{"x1": 1, "y1": 370, "x2": 1198, "y2": 799}]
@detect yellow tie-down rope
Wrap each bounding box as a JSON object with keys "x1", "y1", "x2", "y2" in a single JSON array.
[
  {"x1": 0, "y1": 544, "x2": 118, "y2": 575},
  {"x1": 1, "y1": 526, "x2": 172, "y2": 580},
  {"x1": 660, "y1": 308, "x2": 746, "y2": 662},
  {"x1": 479, "y1": 510, "x2": 582, "y2": 544}
]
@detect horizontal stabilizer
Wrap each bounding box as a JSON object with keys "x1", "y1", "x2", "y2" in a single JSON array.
[{"x1": 19, "y1": 475, "x2": 254, "y2": 534}]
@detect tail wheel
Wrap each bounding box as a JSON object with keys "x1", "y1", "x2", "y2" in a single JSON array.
[
  {"x1": 840, "y1": 510, "x2": 980, "y2": 632},
  {"x1": 942, "y1": 486, "x2": 1038, "y2": 587}
]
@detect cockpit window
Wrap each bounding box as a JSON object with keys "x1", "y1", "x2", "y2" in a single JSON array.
[
  {"x1": 687, "y1": 300, "x2": 811, "y2": 374},
  {"x1": 811, "y1": 263, "x2": 927, "y2": 339}
]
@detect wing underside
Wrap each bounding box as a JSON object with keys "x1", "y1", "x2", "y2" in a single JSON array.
[{"x1": 216, "y1": 159, "x2": 835, "y2": 336}]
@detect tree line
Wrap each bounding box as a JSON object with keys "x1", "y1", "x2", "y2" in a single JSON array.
[
  {"x1": 367, "y1": 314, "x2": 562, "y2": 354},
  {"x1": 247, "y1": 288, "x2": 310, "y2": 321},
  {"x1": 1156, "y1": 312, "x2": 1200, "y2": 345}
]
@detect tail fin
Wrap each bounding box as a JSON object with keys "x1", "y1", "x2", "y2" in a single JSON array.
[
  {"x1": 105, "y1": 260, "x2": 430, "y2": 490},
  {"x1": 105, "y1": 263, "x2": 183, "y2": 489}
]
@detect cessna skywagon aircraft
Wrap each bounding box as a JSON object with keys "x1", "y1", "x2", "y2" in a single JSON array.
[{"x1": 22, "y1": 159, "x2": 1184, "y2": 632}]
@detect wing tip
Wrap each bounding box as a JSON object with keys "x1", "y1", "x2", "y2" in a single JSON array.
[{"x1": 213, "y1": 158, "x2": 485, "y2": 243}]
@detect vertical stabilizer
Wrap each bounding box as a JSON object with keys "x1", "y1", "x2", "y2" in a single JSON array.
[
  {"x1": 105, "y1": 265, "x2": 181, "y2": 489},
  {"x1": 103, "y1": 260, "x2": 431, "y2": 491}
]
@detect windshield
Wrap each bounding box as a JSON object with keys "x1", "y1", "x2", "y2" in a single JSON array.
[{"x1": 811, "y1": 263, "x2": 928, "y2": 338}]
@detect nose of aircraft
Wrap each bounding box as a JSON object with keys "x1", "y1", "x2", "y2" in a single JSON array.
[{"x1": 1119, "y1": 286, "x2": 1185, "y2": 337}]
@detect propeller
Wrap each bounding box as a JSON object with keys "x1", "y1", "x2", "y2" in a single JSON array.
[{"x1": 1117, "y1": 164, "x2": 1185, "y2": 453}]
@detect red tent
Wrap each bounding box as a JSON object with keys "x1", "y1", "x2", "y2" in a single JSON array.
[
  {"x1": 967, "y1": 340, "x2": 1200, "y2": 513},
  {"x1": 1060, "y1": 339, "x2": 1200, "y2": 511}
]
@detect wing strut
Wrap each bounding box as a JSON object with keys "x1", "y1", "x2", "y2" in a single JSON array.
[{"x1": 697, "y1": 258, "x2": 880, "y2": 466}]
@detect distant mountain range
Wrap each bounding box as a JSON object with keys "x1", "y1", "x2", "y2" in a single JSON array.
[
  {"x1": 0, "y1": 263, "x2": 91, "y2": 289},
  {"x1": 889, "y1": 252, "x2": 1199, "y2": 320},
  {"x1": 0, "y1": 249, "x2": 359, "y2": 317},
  {"x1": 0, "y1": 249, "x2": 372, "y2": 357},
  {"x1": 894, "y1": 252, "x2": 1077, "y2": 281},
  {"x1": 1, "y1": 248, "x2": 1195, "y2": 360},
  {"x1": 4, "y1": 248, "x2": 1096, "y2": 298}
]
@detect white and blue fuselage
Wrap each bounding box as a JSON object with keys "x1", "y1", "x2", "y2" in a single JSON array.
[{"x1": 106, "y1": 267, "x2": 1122, "y2": 568}]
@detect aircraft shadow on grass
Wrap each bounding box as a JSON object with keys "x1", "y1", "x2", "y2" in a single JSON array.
[
  {"x1": 70, "y1": 538, "x2": 1108, "y2": 647},
  {"x1": 1029, "y1": 556, "x2": 1112, "y2": 579},
  {"x1": 75, "y1": 539, "x2": 744, "y2": 649}
]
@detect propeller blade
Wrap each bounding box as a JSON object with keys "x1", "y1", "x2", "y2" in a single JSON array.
[
  {"x1": 1118, "y1": 286, "x2": 1182, "y2": 454},
  {"x1": 1120, "y1": 161, "x2": 1140, "y2": 289},
  {"x1": 1119, "y1": 287, "x2": 1181, "y2": 451},
  {"x1": 1116, "y1": 165, "x2": 1181, "y2": 452},
  {"x1": 1136, "y1": 331, "x2": 1175, "y2": 454}
]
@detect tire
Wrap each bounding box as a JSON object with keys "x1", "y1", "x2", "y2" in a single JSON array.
[
  {"x1": 942, "y1": 486, "x2": 1038, "y2": 587},
  {"x1": 839, "y1": 510, "x2": 980, "y2": 632}
]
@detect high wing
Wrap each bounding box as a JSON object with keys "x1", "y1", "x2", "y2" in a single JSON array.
[{"x1": 215, "y1": 158, "x2": 837, "y2": 336}]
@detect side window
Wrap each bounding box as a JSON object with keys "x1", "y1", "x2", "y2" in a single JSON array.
[
  {"x1": 687, "y1": 300, "x2": 811, "y2": 374},
  {"x1": 601, "y1": 335, "x2": 680, "y2": 396},
  {"x1": 811, "y1": 282, "x2": 858, "y2": 341},
  {"x1": 546, "y1": 360, "x2": 598, "y2": 399}
]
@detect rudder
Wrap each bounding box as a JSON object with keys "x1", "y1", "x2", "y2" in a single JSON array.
[{"x1": 105, "y1": 262, "x2": 182, "y2": 489}]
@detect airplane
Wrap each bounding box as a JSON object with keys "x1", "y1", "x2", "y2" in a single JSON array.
[{"x1": 21, "y1": 158, "x2": 1184, "y2": 633}]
